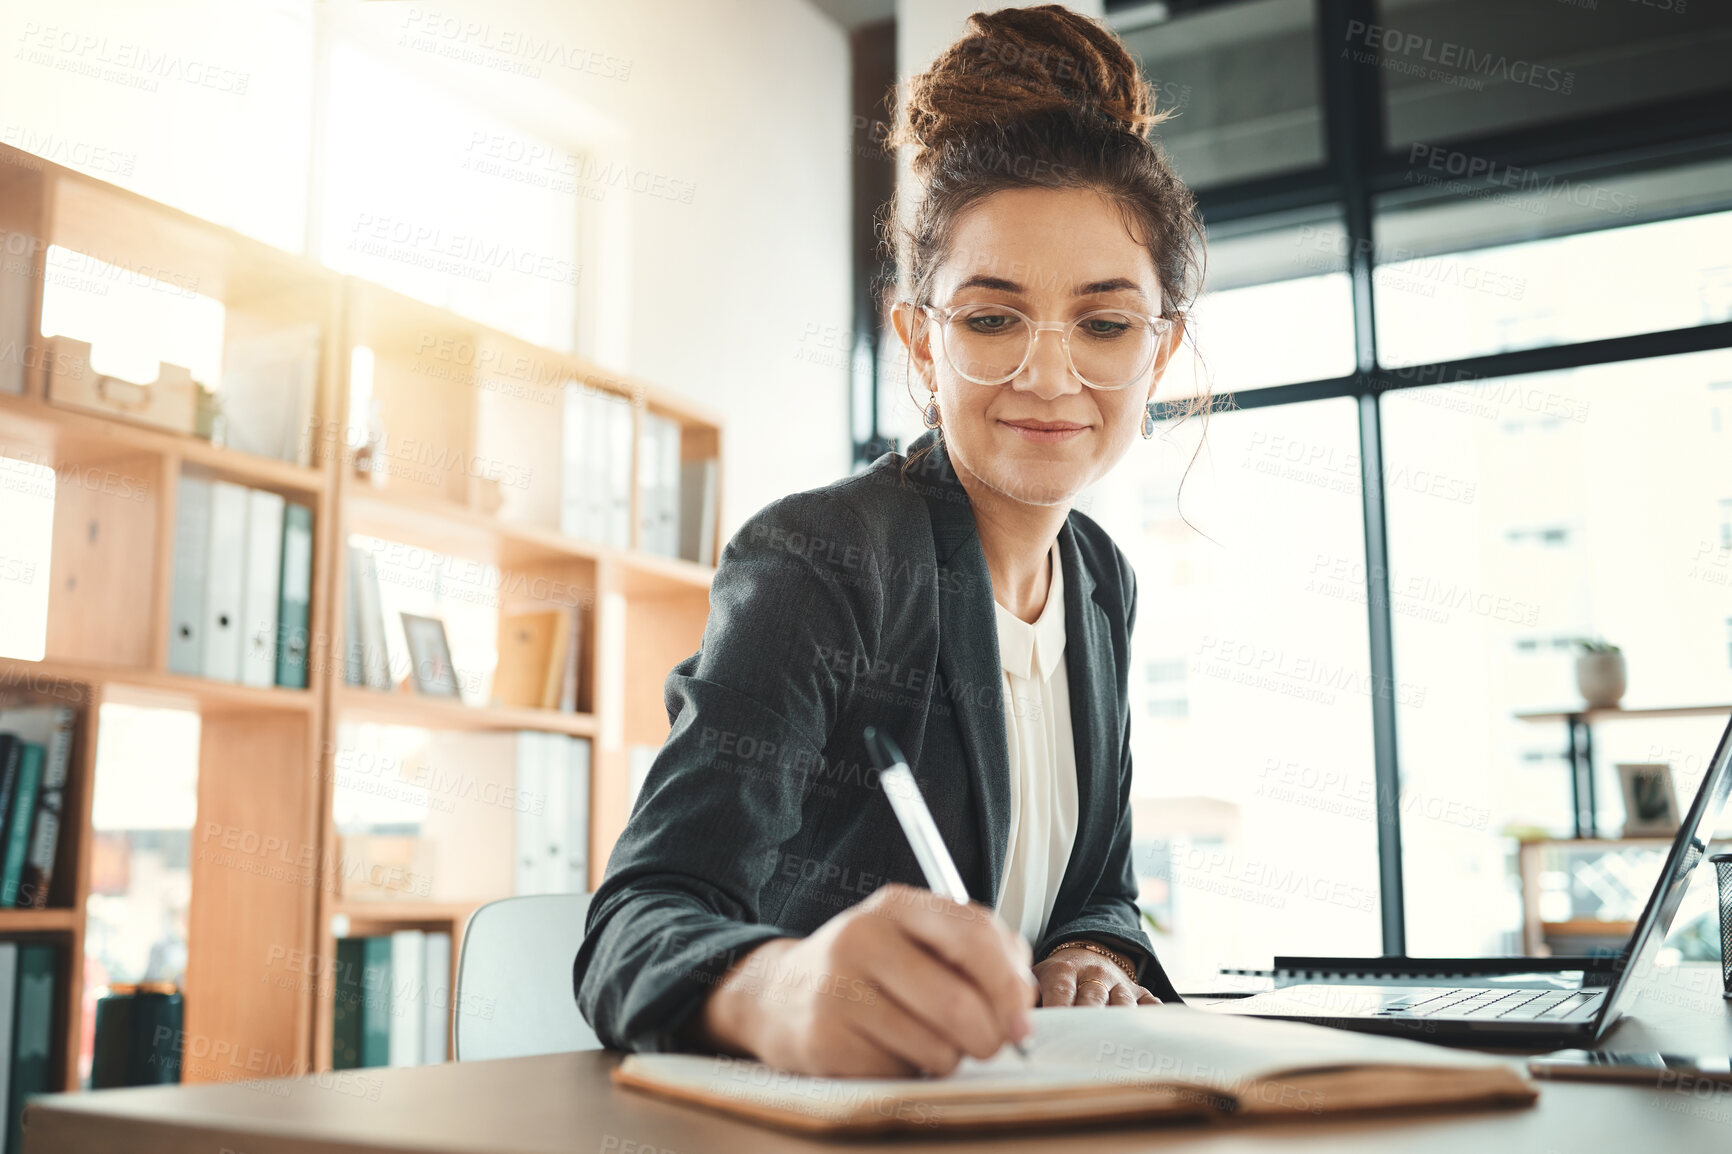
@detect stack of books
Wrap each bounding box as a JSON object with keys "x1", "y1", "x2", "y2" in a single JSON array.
[
  {"x1": 0, "y1": 704, "x2": 75, "y2": 910},
  {"x1": 559, "y1": 385, "x2": 634, "y2": 548},
  {"x1": 0, "y1": 943, "x2": 61, "y2": 1153},
  {"x1": 167, "y1": 478, "x2": 314, "y2": 689},
  {"x1": 331, "y1": 931, "x2": 452, "y2": 1068},
  {"x1": 636, "y1": 410, "x2": 719, "y2": 565},
  {"x1": 513, "y1": 733, "x2": 589, "y2": 897}
]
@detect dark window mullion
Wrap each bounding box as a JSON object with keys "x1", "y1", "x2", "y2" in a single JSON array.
[{"x1": 1320, "y1": 0, "x2": 1406, "y2": 957}]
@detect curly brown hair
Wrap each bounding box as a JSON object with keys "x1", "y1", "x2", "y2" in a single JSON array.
[{"x1": 881, "y1": 4, "x2": 1210, "y2": 474}]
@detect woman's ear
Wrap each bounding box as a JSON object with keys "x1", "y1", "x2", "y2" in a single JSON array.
[
  {"x1": 889, "y1": 301, "x2": 936, "y2": 388},
  {"x1": 1147, "y1": 314, "x2": 1186, "y2": 391}
]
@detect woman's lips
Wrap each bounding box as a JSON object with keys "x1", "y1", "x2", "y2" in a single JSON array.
[{"x1": 999, "y1": 419, "x2": 1089, "y2": 444}]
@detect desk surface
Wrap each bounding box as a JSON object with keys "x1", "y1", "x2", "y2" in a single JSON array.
[{"x1": 25, "y1": 966, "x2": 1732, "y2": 1154}]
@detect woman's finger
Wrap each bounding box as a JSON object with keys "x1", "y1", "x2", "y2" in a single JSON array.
[
  {"x1": 871, "y1": 887, "x2": 1035, "y2": 1039},
  {"x1": 1036, "y1": 961, "x2": 1078, "y2": 1007},
  {"x1": 1073, "y1": 966, "x2": 1115, "y2": 1006},
  {"x1": 839, "y1": 986, "x2": 964, "y2": 1076},
  {"x1": 851, "y1": 917, "x2": 1011, "y2": 1060}
]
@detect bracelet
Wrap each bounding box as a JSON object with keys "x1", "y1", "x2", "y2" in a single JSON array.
[{"x1": 1049, "y1": 938, "x2": 1139, "y2": 981}]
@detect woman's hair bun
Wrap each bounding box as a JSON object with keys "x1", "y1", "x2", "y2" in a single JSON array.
[{"x1": 893, "y1": 4, "x2": 1169, "y2": 175}]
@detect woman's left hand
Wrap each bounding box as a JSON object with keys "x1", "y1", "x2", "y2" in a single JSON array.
[{"x1": 1033, "y1": 946, "x2": 1161, "y2": 1007}]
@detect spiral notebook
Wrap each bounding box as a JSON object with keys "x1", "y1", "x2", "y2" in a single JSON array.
[{"x1": 613, "y1": 1005, "x2": 1536, "y2": 1135}]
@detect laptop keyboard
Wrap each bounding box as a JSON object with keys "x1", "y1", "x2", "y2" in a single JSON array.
[{"x1": 1375, "y1": 987, "x2": 1604, "y2": 1021}]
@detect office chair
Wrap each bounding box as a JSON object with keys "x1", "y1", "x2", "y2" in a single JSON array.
[{"x1": 454, "y1": 892, "x2": 601, "y2": 1060}]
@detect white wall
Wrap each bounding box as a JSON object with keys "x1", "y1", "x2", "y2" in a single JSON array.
[
  {"x1": 478, "y1": 0, "x2": 854, "y2": 532},
  {"x1": 0, "y1": 0, "x2": 854, "y2": 537}
]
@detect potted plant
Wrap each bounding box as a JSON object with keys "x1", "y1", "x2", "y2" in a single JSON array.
[{"x1": 1574, "y1": 638, "x2": 1626, "y2": 709}]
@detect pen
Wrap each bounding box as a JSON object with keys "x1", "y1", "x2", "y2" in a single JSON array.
[{"x1": 863, "y1": 725, "x2": 1034, "y2": 1061}]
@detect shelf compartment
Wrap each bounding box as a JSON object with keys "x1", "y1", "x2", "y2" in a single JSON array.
[
  {"x1": 0, "y1": 657, "x2": 316, "y2": 715},
  {"x1": 335, "y1": 686, "x2": 596, "y2": 737}
]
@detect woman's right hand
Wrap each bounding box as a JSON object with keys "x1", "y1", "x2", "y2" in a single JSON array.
[{"x1": 691, "y1": 883, "x2": 1037, "y2": 1077}]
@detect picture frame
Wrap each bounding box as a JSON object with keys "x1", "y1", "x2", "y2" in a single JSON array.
[
  {"x1": 400, "y1": 612, "x2": 462, "y2": 698},
  {"x1": 1617, "y1": 763, "x2": 1680, "y2": 837}
]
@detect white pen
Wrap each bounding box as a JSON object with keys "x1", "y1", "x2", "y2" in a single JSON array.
[{"x1": 863, "y1": 724, "x2": 1034, "y2": 1060}]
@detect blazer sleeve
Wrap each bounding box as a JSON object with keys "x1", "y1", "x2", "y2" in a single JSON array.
[
  {"x1": 1032, "y1": 561, "x2": 1182, "y2": 1003},
  {"x1": 574, "y1": 488, "x2": 884, "y2": 1051}
]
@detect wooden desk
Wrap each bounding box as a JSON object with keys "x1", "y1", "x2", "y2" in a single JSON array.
[{"x1": 24, "y1": 966, "x2": 1732, "y2": 1154}]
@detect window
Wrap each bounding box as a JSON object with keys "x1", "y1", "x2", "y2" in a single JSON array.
[
  {"x1": 1084, "y1": 398, "x2": 1383, "y2": 974},
  {"x1": 1374, "y1": 159, "x2": 1732, "y2": 368},
  {"x1": 1381, "y1": 348, "x2": 1732, "y2": 953},
  {"x1": 1118, "y1": 0, "x2": 1325, "y2": 189},
  {"x1": 1164, "y1": 213, "x2": 1357, "y2": 400},
  {"x1": 1372, "y1": 0, "x2": 1732, "y2": 149}
]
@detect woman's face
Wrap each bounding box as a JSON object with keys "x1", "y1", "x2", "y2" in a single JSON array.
[{"x1": 897, "y1": 186, "x2": 1183, "y2": 508}]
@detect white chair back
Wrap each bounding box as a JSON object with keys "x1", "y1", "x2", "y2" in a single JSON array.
[{"x1": 455, "y1": 893, "x2": 600, "y2": 1060}]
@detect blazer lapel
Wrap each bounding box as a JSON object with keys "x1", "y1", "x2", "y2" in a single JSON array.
[
  {"x1": 907, "y1": 432, "x2": 1011, "y2": 906},
  {"x1": 1052, "y1": 515, "x2": 1118, "y2": 914}
]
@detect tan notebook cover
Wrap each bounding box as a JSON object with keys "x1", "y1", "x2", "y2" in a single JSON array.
[
  {"x1": 613, "y1": 1005, "x2": 1537, "y2": 1135},
  {"x1": 493, "y1": 610, "x2": 569, "y2": 709}
]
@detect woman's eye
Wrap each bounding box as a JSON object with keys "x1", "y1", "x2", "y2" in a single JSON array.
[
  {"x1": 963, "y1": 313, "x2": 1019, "y2": 334},
  {"x1": 1081, "y1": 317, "x2": 1131, "y2": 337}
]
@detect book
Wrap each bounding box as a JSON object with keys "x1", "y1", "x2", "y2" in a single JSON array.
[
  {"x1": 8, "y1": 944, "x2": 56, "y2": 1153},
  {"x1": 275, "y1": 502, "x2": 314, "y2": 689},
  {"x1": 605, "y1": 396, "x2": 633, "y2": 547},
  {"x1": 613, "y1": 1005, "x2": 1537, "y2": 1136},
  {"x1": 359, "y1": 936, "x2": 393, "y2": 1068},
  {"x1": 679, "y1": 457, "x2": 718, "y2": 565},
  {"x1": 555, "y1": 606, "x2": 582, "y2": 714},
  {"x1": 564, "y1": 737, "x2": 591, "y2": 893},
  {"x1": 0, "y1": 744, "x2": 42, "y2": 907},
  {"x1": 347, "y1": 544, "x2": 391, "y2": 691},
  {"x1": 0, "y1": 944, "x2": 16, "y2": 1145},
  {"x1": 0, "y1": 739, "x2": 20, "y2": 884},
  {"x1": 422, "y1": 932, "x2": 451, "y2": 1065},
  {"x1": 558, "y1": 384, "x2": 590, "y2": 541},
  {"x1": 166, "y1": 475, "x2": 211, "y2": 676},
  {"x1": 218, "y1": 323, "x2": 321, "y2": 466},
  {"x1": 588, "y1": 392, "x2": 613, "y2": 544},
  {"x1": 3, "y1": 704, "x2": 77, "y2": 908},
  {"x1": 514, "y1": 733, "x2": 549, "y2": 896},
  {"x1": 240, "y1": 488, "x2": 285, "y2": 688},
  {"x1": 492, "y1": 610, "x2": 567, "y2": 710},
  {"x1": 331, "y1": 938, "x2": 364, "y2": 1070},
  {"x1": 388, "y1": 930, "x2": 426, "y2": 1068},
  {"x1": 0, "y1": 227, "x2": 29, "y2": 395},
  {"x1": 202, "y1": 480, "x2": 250, "y2": 682}
]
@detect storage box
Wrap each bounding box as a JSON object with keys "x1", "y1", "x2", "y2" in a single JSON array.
[{"x1": 47, "y1": 335, "x2": 198, "y2": 434}]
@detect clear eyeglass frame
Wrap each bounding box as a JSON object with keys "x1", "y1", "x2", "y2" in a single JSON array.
[{"x1": 909, "y1": 300, "x2": 1176, "y2": 391}]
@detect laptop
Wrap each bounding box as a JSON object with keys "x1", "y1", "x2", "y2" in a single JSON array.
[{"x1": 1201, "y1": 710, "x2": 1732, "y2": 1045}]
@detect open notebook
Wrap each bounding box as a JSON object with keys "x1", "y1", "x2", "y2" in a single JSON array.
[{"x1": 613, "y1": 1005, "x2": 1537, "y2": 1135}]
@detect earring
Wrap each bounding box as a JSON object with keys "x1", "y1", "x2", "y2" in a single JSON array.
[
  {"x1": 1141, "y1": 402, "x2": 1156, "y2": 440},
  {"x1": 923, "y1": 397, "x2": 941, "y2": 428}
]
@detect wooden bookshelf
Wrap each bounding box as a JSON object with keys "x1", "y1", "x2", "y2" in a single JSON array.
[{"x1": 0, "y1": 140, "x2": 722, "y2": 1085}]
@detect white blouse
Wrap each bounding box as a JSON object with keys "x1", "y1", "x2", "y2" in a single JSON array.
[{"x1": 992, "y1": 539, "x2": 1079, "y2": 946}]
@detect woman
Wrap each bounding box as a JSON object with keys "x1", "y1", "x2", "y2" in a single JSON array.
[{"x1": 575, "y1": 4, "x2": 1205, "y2": 1078}]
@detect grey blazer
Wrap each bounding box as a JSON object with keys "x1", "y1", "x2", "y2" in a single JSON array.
[{"x1": 573, "y1": 428, "x2": 1177, "y2": 1052}]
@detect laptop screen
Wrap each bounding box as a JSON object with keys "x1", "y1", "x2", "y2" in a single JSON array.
[{"x1": 1595, "y1": 711, "x2": 1732, "y2": 1031}]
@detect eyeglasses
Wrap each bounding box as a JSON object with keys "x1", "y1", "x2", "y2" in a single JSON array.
[{"x1": 911, "y1": 301, "x2": 1175, "y2": 391}]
